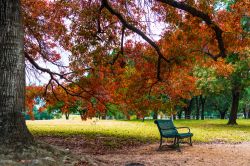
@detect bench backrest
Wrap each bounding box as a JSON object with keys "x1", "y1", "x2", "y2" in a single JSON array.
[{"x1": 154, "y1": 120, "x2": 178, "y2": 137}]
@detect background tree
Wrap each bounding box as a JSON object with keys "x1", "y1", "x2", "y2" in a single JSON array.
[
  {"x1": 207, "y1": 92, "x2": 232, "y2": 119},
  {"x1": 226, "y1": 53, "x2": 250, "y2": 124},
  {"x1": 240, "y1": 87, "x2": 250, "y2": 119}
]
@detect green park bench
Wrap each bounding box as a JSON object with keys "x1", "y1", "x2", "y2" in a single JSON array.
[{"x1": 154, "y1": 119, "x2": 193, "y2": 151}]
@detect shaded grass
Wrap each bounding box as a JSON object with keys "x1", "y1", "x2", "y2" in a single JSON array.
[{"x1": 27, "y1": 119, "x2": 250, "y2": 143}]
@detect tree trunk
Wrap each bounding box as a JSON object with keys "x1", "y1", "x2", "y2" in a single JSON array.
[
  {"x1": 177, "y1": 110, "x2": 182, "y2": 119},
  {"x1": 173, "y1": 114, "x2": 176, "y2": 120},
  {"x1": 0, "y1": 0, "x2": 33, "y2": 145},
  {"x1": 136, "y1": 114, "x2": 140, "y2": 120},
  {"x1": 79, "y1": 111, "x2": 85, "y2": 120},
  {"x1": 242, "y1": 107, "x2": 249, "y2": 119},
  {"x1": 184, "y1": 107, "x2": 189, "y2": 119},
  {"x1": 243, "y1": 107, "x2": 247, "y2": 119},
  {"x1": 126, "y1": 114, "x2": 130, "y2": 120},
  {"x1": 79, "y1": 108, "x2": 87, "y2": 120},
  {"x1": 153, "y1": 109, "x2": 158, "y2": 119},
  {"x1": 228, "y1": 88, "x2": 240, "y2": 125},
  {"x1": 184, "y1": 98, "x2": 193, "y2": 119},
  {"x1": 65, "y1": 112, "x2": 69, "y2": 120},
  {"x1": 200, "y1": 96, "x2": 206, "y2": 120},
  {"x1": 195, "y1": 96, "x2": 200, "y2": 120},
  {"x1": 219, "y1": 110, "x2": 227, "y2": 119}
]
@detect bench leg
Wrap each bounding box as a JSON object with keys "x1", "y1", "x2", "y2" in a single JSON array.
[
  {"x1": 189, "y1": 137, "x2": 192, "y2": 146},
  {"x1": 174, "y1": 137, "x2": 177, "y2": 144},
  {"x1": 176, "y1": 137, "x2": 181, "y2": 152},
  {"x1": 159, "y1": 136, "x2": 163, "y2": 149}
]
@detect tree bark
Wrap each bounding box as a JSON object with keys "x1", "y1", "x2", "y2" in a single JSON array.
[
  {"x1": 243, "y1": 107, "x2": 247, "y2": 119},
  {"x1": 79, "y1": 108, "x2": 87, "y2": 120},
  {"x1": 177, "y1": 110, "x2": 182, "y2": 119},
  {"x1": 219, "y1": 109, "x2": 227, "y2": 119},
  {"x1": 65, "y1": 112, "x2": 69, "y2": 120},
  {"x1": 195, "y1": 96, "x2": 200, "y2": 120},
  {"x1": 200, "y1": 96, "x2": 206, "y2": 120},
  {"x1": 242, "y1": 107, "x2": 249, "y2": 119},
  {"x1": 173, "y1": 114, "x2": 176, "y2": 120},
  {"x1": 142, "y1": 116, "x2": 145, "y2": 122},
  {"x1": 184, "y1": 98, "x2": 193, "y2": 119},
  {"x1": 79, "y1": 111, "x2": 85, "y2": 120},
  {"x1": 153, "y1": 109, "x2": 158, "y2": 119},
  {"x1": 228, "y1": 88, "x2": 240, "y2": 125},
  {"x1": 0, "y1": 0, "x2": 33, "y2": 145}
]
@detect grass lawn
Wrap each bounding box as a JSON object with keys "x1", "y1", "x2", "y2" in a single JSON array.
[{"x1": 27, "y1": 119, "x2": 250, "y2": 143}]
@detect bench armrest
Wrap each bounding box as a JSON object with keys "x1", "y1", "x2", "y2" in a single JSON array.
[
  {"x1": 160, "y1": 127, "x2": 176, "y2": 130},
  {"x1": 175, "y1": 127, "x2": 191, "y2": 133}
]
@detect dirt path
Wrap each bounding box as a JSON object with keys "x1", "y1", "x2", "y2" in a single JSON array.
[
  {"x1": 91, "y1": 143, "x2": 250, "y2": 166},
  {"x1": 38, "y1": 136, "x2": 250, "y2": 166}
]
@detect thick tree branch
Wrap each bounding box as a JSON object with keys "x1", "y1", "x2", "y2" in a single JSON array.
[
  {"x1": 25, "y1": 52, "x2": 61, "y2": 77},
  {"x1": 44, "y1": 78, "x2": 52, "y2": 96},
  {"x1": 102, "y1": 0, "x2": 168, "y2": 62},
  {"x1": 156, "y1": 0, "x2": 226, "y2": 59},
  {"x1": 51, "y1": 83, "x2": 60, "y2": 101},
  {"x1": 121, "y1": 26, "x2": 125, "y2": 56},
  {"x1": 110, "y1": 26, "x2": 125, "y2": 65},
  {"x1": 157, "y1": 56, "x2": 162, "y2": 81},
  {"x1": 97, "y1": 4, "x2": 104, "y2": 33},
  {"x1": 102, "y1": 0, "x2": 171, "y2": 80}
]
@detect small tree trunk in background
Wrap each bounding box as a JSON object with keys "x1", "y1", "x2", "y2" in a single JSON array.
[
  {"x1": 243, "y1": 107, "x2": 247, "y2": 119},
  {"x1": 195, "y1": 96, "x2": 200, "y2": 120},
  {"x1": 200, "y1": 96, "x2": 206, "y2": 120},
  {"x1": 0, "y1": 0, "x2": 34, "y2": 145},
  {"x1": 184, "y1": 98, "x2": 193, "y2": 119},
  {"x1": 80, "y1": 113, "x2": 85, "y2": 120},
  {"x1": 173, "y1": 114, "x2": 176, "y2": 120},
  {"x1": 228, "y1": 88, "x2": 240, "y2": 125},
  {"x1": 79, "y1": 109, "x2": 87, "y2": 120},
  {"x1": 220, "y1": 109, "x2": 227, "y2": 119},
  {"x1": 101, "y1": 115, "x2": 106, "y2": 120},
  {"x1": 153, "y1": 109, "x2": 158, "y2": 119},
  {"x1": 177, "y1": 110, "x2": 182, "y2": 119},
  {"x1": 65, "y1": 112, "x2": 69, "y2": 120},
  {"x1": 184, "y1": 107, "x2": 189, "y2": 119},
  {"x1": 79, "y1": 112, "x2": 84, "y2": 120}
]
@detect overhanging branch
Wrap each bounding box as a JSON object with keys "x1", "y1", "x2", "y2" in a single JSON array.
[
  {"x1": 25, "y1": 52, "x2": 107, "y2": 106},
  {"x1": 102, "y1": 0, "x2": 171, "y2": 80},
  {"x1": 156, "y1": 0, "x2": 226, "y2": 59}
]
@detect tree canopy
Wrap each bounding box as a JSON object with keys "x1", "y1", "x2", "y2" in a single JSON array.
[{"x1": 23, "y1": 0, "x2": 250, "y2": 124}]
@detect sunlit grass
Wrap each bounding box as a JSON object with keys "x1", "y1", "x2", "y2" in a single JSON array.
[{"x1": 27, "y1": 119, "x2": 250, "y2": 143}]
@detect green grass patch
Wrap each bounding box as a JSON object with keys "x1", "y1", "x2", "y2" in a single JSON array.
[{"x1": 27, "y1": 119, "x2": 250, "y2": 143}]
